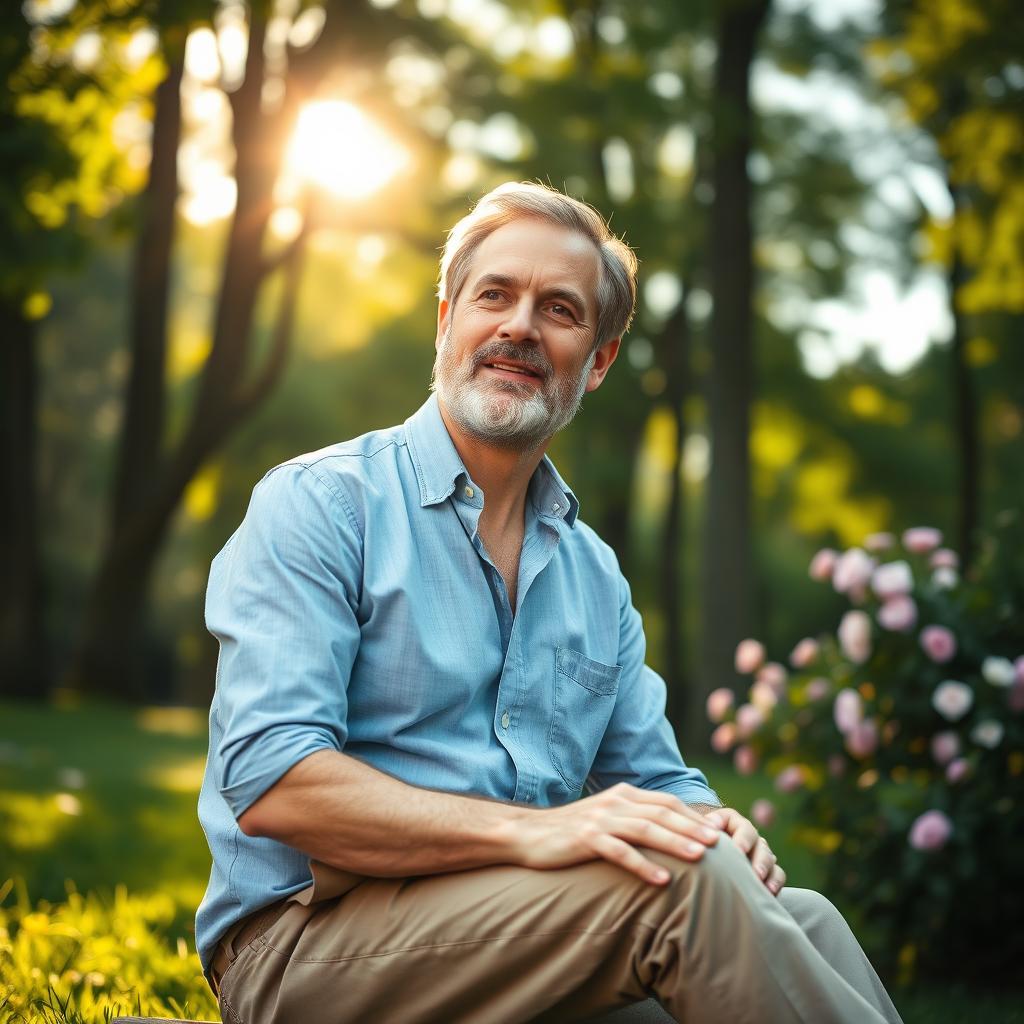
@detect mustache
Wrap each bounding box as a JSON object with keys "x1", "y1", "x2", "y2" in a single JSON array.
[{"x1": 470, "y1": 342, "x2": 552, "y2": 380}]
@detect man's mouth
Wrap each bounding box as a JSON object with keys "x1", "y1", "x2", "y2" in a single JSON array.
[{"x1": 481, "y1": 361, "x2": 544, "y2": 381}]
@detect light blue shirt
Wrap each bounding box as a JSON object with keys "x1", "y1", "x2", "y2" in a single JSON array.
[{"x1": 195, "y1": 394, "x2": 720, "y2": 968}]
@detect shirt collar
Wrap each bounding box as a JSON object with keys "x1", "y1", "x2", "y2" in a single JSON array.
[{"x1": 404, "y1": 394, "x2": 580, "y2": 528}]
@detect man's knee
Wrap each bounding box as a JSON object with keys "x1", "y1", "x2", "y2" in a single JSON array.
[{"x1": 779, "y1": 886, "x2": 851, "y2": 941}]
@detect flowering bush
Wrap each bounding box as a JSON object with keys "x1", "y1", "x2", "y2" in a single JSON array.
[{"x1": 707, "y1": 510, "x2": 1024, "y2": 983}]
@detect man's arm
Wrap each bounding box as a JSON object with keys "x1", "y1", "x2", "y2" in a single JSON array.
[{"x1": 239, "y1": 748, "x2": 723, "y2": 886}]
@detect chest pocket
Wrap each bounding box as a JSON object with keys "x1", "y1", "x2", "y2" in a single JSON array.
[{"x1": 548, "y1": 647, "x2": 622, "y2": 792}]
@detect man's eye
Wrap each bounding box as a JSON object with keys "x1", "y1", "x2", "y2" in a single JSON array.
[
  {"x1": 550, "y1": 304, "x2": 575, "y2": 319},
  {"x1": 481, "y1": 289, "x2": 503, "y2": 301}
]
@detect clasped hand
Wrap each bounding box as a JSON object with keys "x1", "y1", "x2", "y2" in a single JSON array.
[{"x1": 519, "y1": 783, "x2": 785, "y2": 895}]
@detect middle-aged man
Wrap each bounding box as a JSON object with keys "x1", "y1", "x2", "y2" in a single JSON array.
[{"x1": 196, "y1": 181, "x2": 903, "y2": 1023}]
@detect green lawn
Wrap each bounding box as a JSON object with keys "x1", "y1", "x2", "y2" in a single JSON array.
[{"x1": 1, "y1": 699, "x2": 1020, "y2": 1022}]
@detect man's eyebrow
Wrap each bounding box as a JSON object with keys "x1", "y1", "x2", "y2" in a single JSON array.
[{"x1": 470, "y1": 272, "x2": 591, "y2": 319}]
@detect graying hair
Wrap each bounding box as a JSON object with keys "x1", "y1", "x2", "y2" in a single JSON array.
[{"x1": 438, "y1": 181, "x2": 638, "y2": 350}]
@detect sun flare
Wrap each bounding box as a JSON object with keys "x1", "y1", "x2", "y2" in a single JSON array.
[{"x1": 286, "y1": 99, "x2": 409, "y2": 200}]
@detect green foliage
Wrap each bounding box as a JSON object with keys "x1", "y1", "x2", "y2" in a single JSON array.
[{"x1": 713, "y1": 510, "x2": 1024, "y2": 984}]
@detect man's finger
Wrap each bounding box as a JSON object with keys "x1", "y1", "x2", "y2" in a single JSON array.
[
  {"x1": 766, "y1": 863, "x2": 787, "y2": 895},
  {"x1": 591, "y1": 832, "x2": 680, "y2": 886},
  {"x1": 616, "y1": 818, "x2": 715, "y2": 862}
]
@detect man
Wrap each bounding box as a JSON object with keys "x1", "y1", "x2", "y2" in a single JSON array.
[{"x1": 196, "y1": 182, "x2": 902, "y2": 1023}]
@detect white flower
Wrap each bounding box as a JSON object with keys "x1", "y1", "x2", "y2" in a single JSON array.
[
  {"x1": 832, "y1": 548, "x2": 876, "y2": 596},
  {"x1": 981, "y1": 656, "x2": 1017, "y2": 688},
  {"x1": 931, "y1": 680, "x2": 974, "y2": 721},
  {"x1": 970, "y1": 720, "x2": 1004, "y2": 749},
  {"x1": 931, "y1": 567, "x2": 959, "y2": 590},
  {"x1": 872, "y1": 560, "x2": 914, "y2": 599},
  {"x1": 838, "y1": 610, "x2": 872, "y2": 664}
]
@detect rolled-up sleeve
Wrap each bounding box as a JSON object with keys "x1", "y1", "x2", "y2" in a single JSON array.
[
  {"x1": 206, "y1": 462, "x2": 363, "y2": 819},
  {"x1": 587, "y1": 574, "x2": 721, "y2": 808}
]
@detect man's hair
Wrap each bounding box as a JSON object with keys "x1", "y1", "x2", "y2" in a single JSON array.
[{"x1": 438, "y1": 181, "x2": 638, "y2": 351}]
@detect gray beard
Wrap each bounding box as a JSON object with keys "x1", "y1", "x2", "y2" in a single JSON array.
[{"x1": 431, "y1": 329, "x2": 594, "y2": 452}]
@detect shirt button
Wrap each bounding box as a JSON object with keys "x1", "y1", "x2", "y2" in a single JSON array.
[
  {"x1": 501, "y1": 710, "x2": 510, "y2": 729},
  {"x1": 551, "y1": 502, "x2": 560, "y2": 512},
  {"x1": 464, "y1": 486, "x2": 475, "y2": 499}
]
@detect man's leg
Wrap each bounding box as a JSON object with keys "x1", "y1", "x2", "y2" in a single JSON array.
[{"x1": 216, "y1": 836, "x2": 901, "y2": 1024}]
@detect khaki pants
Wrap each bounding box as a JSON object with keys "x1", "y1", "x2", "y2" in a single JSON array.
[{"x1": 214, "y1": 836, "x2": 903, "y2": 1024}]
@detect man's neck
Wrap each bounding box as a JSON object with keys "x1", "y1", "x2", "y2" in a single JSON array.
[{"x1": 437, "y1": 398, "x2": 546, "y2": 530}]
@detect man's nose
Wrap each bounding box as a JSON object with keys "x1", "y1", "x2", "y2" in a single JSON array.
[{"x1": 497, "y1": 298, "x2": 540, "y2": 342}]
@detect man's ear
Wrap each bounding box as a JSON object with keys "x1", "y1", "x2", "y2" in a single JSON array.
[
  {"x1": 434, "y1": 299, "x2": 450, "y2": 352},
  {"x1": 584, "y1": 336, "x2": 622, "y2": 394}
]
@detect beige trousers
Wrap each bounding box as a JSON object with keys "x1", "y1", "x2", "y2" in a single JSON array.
[{"x1": 215, "y1": 836, "x2": 903, "y2": 1024}]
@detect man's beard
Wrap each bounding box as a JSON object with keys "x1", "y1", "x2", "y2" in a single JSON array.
[{"x1": 431, "y1": 328, "x2": 594, "y2": 452}]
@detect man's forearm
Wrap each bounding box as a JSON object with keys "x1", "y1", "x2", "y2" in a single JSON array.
[{"x1": 237, "y1": 748, "x2": 532, "y2": 877}]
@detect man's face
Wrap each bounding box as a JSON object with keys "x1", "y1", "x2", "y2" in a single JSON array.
[{"x1": 432, "y1": 217, "x2": 619, "y2": 452}]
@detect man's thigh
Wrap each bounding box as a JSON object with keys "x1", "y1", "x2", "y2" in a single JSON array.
[{"x1": 217, "y1": 850, "x2": 701, "y2": 1024}]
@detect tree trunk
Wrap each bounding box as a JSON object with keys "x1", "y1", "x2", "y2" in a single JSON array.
[
  {"x1": 69, "y1": 17, "x2": 308, "y2": 699},
  {"x1": 947, "y1": 184, "x2": 978, "y2": 573},
  {"x1": 700, "y1": 0, "x2": 770, "y2": 701},
  {"x1": 0, "y1": 303, "x2": 48, "y2": 699}
]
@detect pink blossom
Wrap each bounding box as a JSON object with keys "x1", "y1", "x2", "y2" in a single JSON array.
[
  {"x1": 734, "y1": 745, "x2": 758, "y2": 775},
  {"x1": 1015, "y1": 655, "x2": 1024, "y2": 686},
  {"x1": 749, "y1": 681, "x2": 779, "y2": 713},
  {"x1": 809, "y1": 548, "x2": 839, "y2": 582},
  {"x1": 751, "y1": 798, "x2": 776, "y2": 828},
  {"x1": 920, "y1": 625, "x2": 957, "y2": 664},
  {"x1": 735, "y1": 702, "x2": 765, "y2": 738},
  {"x1": 827, "y1": 754, "x2": 846, "y2": 777},
  {"x1": 805, "y1": 677, "x2": 830, "y2": 701},
  {"x1": 877, "y1": 594, "x2": 918, "y2": 633},
  {"x1": 789, "y1": 638, "x2": 819, "y2": 669},
  {"x1": 930, "y1": 548, "x2": 959, "y2": 570},
  {"x1": 838, "y1": 610, "x2": 872, "y2": 664},
  {"x1": 903, "y1": 527, "x2": 943, "y2": 553},
  {"x1": 832, "y1": 548, "x2": 876, "y2": 596},
  {"x1": 833, "y1": 688, "x2": 863, "y2": 734},
  {"x1": 710, "y1": 722, "x2": 738, "y2": 754},
  {"x1": 872, "y1": 560, "x2": 914, "y2": 599},
  {"x1": 930, "y1": 731, "x2": 960, "y2": 765},
  {"x1": 864, "y1": 531, "x2": 895, "y2": 552},
  {"x1": 931, "y1": 680, "x2": 973, "y2": 721},
  {"x1": 706, "y1": 687, "x2": 735, "y2": 723},
  {"x1": 735, "y1": 639, "x2": 766, "y2": 675},
  {"x1": 946, "y1": 758, "x2": 969, "y2": 783},
  {"x1": 845, "y1": 719, "x2": 879, "y2": 758},
  {"x1": 774, "y1": 765, "x2": 805, "y2": 793},
  {"x1": 908, "y1": 809, "x2": 953, "y2": 851},
  {"x1": 756, "y1": 661, "x2": 788, "y2": 694}
]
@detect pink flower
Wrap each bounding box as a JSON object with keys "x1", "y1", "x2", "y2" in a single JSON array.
[
  {"x1": 930, "y1": 731, "x2": 960, "y2": 765},
  {"x1": 706, "y1": 687, "x2": 735, "y2": 723},
  {"x1": 930, "y1": 548, "x2": 959, "y2": 570},
  {"x1": 833, "y1": 688, "x2": 863, "y2": 734},
  {"x1": 832, "y1": 548, "x2": 876, "y2": 597},
  {"x1": 877, "y1": 594, "x2": 918, "y2": 633},
  {"x1": 756, "y1": 661, "x2": 788, "y2": 694},
  {"x1": 920, "y1": 625, "x2": 957, "y2": 663},
  {"x1": 908, "y1": 809, "x2": 953, "y2": 851},
  {"x1": 845, "y1": 719, "x2": 879, "y2": 758},
  {"x1": 932, "y1": 680, "x2": 973, "y2": 721},
  {"x1": 809, "y1": 548, "x2": 839, "y2": 582},
  {"x1": 946, "y1": 758, "x2": 969, "y2": 783},
  {"x1": 864, "y1": 531, "x2": 895, "y2": 552},
  {"x1": 789, "y1": 638, "x2": 819, "y2": 669},
  {"x1": 827, "y1": 754, "x2": 846, "y2": 777},
  {"x1": 749, "y1": 681, "x2": 779, "y2": 713},
  {"x1": 774, "y1": 765, "x2": 805, "y2": 793},
  {"x1": 872, "y1": 560, "x2": 914, "y2": 599},
  {"x1": 751, "y1": 798, "x2": 776, "y2": 828},
  {"x1": 903, "y1": 527, "x2": 943, "y2": 553},
  {"x1": 1015, "y1": 655, "x2": 1024, "y2": 686},
  {"x1": 805, "y1": 677, "x2": 830, "y2": 701},
  {"x1": 734, "y1": 745, "x2": 758, "y2": 775},
  {"x1": 710, "y1": 722, "x2": 738, "y2": 754},
  {"x1": 735, "y1": 639, "x2": 766, "y2": 675},
  {"x1": 735, "y1": 703, "x2": 765, "y2": 738},
  {"x1": 838, "y1": 610, "x2": 872, "y2": 664}
]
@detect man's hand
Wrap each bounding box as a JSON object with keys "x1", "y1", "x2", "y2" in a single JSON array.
[
  {"x1": 703, "y1": 806, "x2": 786, "y2": 896},
  {"x1": 512, "y1": 783, "x2": 721, "y2": 886}
]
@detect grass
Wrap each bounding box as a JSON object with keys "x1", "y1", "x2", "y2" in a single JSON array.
[{"x1": 1, "y1": 698, "x2": 1021, "y2": 1022}]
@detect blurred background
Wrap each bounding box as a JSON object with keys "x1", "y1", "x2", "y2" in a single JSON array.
[{"x1": 1, "y1": 0, "x2": 1022, "y2": 1019}]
